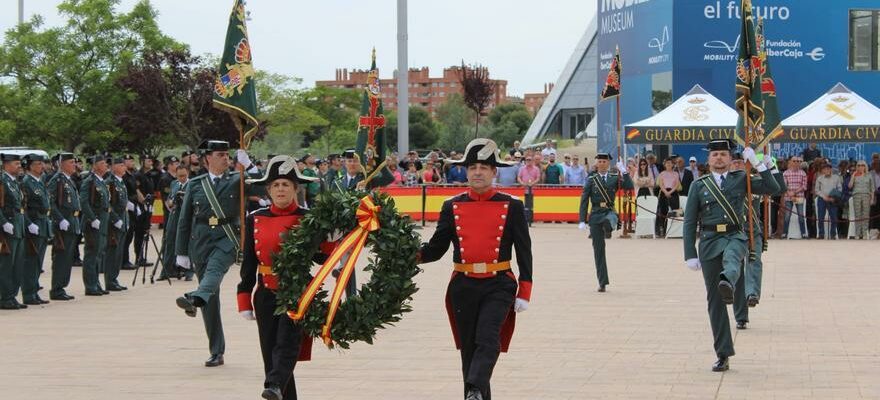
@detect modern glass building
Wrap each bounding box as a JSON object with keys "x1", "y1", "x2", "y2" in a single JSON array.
[{"x1": 527, "y1": 0, "x2": 880, "y2": 163}]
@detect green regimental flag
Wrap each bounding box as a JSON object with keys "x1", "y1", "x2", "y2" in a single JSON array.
[
  {"x1": 213, "y1": 0, "x2": 259, "y2": 148},
  {"x1": 355, "y1": 48, "x2": 393, "y2": 188},
  {"x1": 600, "y1": 46, "x2": 621, "y2": 101},
  {"x1": 755, "y1": 15, "x2": 783, "y2": 149},
  {"x1": 735, "y1": 0, "x2": 764, "y2": 147}
]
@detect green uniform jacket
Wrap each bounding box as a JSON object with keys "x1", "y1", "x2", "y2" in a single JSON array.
[
  {"x1": 106, "y1": 175, "x2": 130, "y2": 231},
  {"x1": 0, "y1": 172, "x2": 25, "y2": 239},
  {"x1": 47, "y1": 172, "x2": 82, "y2": 235},
  {"x1": 683, "y1": 169, "x2": 780, "y2": 261},
  {"x1": 22, "y1": 174, "x2": 51, "y2": 239},
  {"x1": 176, "y1": 171, "x2": 256, "y2": 264},
  {"x1": 80, "y1": 173, "x2": 111, "y2": 231},
  {"x1": 578, "y1": 172, "x2": 634, "y2": 223}
]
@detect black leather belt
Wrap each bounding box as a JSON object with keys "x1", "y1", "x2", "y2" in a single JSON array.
[
  {"x1": 197, "y1": 216, "x2": 232, "y2": 226},
  {"x1": 701, "y1": 224, "x2": 741, "y2": 233}
]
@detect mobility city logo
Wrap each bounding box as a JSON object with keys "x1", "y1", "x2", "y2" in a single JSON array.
[
  {"x1": 648, "y1": 25, "x2": 670, "y2": 65},
  {"x1": 703, "y1": 35, "x2": 825, "y2": 63}
]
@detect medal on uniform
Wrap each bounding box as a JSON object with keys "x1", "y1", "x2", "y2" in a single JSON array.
[{"x1": 209, "y1": 216, "x2": 219, "y2": 226}]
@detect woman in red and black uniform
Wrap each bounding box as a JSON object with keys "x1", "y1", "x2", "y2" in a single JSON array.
[
  {"x1": 418, "y1": 139, "x2": 533, "y2": 400},
  {"x1": 237, "y1": 155, "x2": 325, "y2": 400}
]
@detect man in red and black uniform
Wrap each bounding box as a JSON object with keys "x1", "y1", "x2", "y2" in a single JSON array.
[
  {"x1": 419, "y1": 138, "x2": 533, "y2": 400},
  {"x1": 237, "y1": 155, "x2": 331, "y2": 400}
]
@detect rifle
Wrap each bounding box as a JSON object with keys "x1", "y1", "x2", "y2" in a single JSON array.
[{"x1": 52, "y1": 176, "x2": 65, "y2": 253}]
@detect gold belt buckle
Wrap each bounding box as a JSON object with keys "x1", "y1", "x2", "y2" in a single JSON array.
[
  {"x1": 208, "y1": 216, "x2": 219, "y2": 227},
  {"x1": 19, "y1": 208, "x2": 24, "y2": 214},
  {"x1": 73, "y1": 211, "x2": 80, "y2": 217},
  {"x1": 600, "y1": 202, "x2": 607, "y2": 208},
  {"x1": 716, "y1": 224, "x2": 727, "y2": 233},
  {"x1": 472, "y1": 262, "x2": 487, "y2": 273}
]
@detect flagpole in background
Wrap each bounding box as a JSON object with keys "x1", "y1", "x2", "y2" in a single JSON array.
[
  {"x1": 212, "y1": 0, "x2": 261, "y2": 251},
  {"x1": 600, "y1": 46, "x2": 629, "y2": 236},
  {"x1": 396, "y1": 0, "x2": 409, "y2": 156}
]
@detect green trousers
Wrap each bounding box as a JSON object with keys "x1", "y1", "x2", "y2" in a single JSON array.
[
  {"x1": 734, "y1": 235, "x2": 763, "y2": 323},
  {"x1": 82, "y1": 227, "x2": 107, "y2": 292},
  {"x1": 188, "y1": 248, "x2": 235, "y2": 356},
  {"x1": 21, "y1": 236, "x2": 48, "y2": 302},
  {"x1": 51, "y1": 230, "x2": 79, "y2": 296},
  {"x1": 103, "y1": 228, "x2": 126, "y2": 288},
  {"x1": 589, "y1": 210, "x2": 617, "y2": 287},
  {"x1": 699, "y1": 238, "x2": 747, "y2": 358},
  {"x1": 0, "y1": 237, "x2": 23, "y2": 302}
]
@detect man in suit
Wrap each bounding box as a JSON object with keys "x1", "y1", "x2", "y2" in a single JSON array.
[
  {"x1": 47, "y1": 153, "x2": 81, "y2": 301},
  {"x1": 578, "y1": 153, "x2": 633, "y2": 292},
  {"x1": 80, "y1": 154, "x2": 112, "y2": 296},
  {"x1": 20, "y1": 154, "x2": 52, "y2": 305},
  {"x1": 682, "y1": 140, "x2": 780, "y2": 372},
  {"x1": 103, "y1": 157, "x2": 130, "y2": 292},
  {"x1": 0, "y1": 153, "x2": 27, "y2": 309},
  {"x1": 676, "y1": 155, "x2": 695, "y2": 196},
  {"x1": 174, "y1": 140, "x2": 259, "y2": 367}
]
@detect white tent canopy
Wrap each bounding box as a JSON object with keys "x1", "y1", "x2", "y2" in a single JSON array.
[
  {"x1": 777, "y1": 83, "x2": 880, "y2": 143},
  {"x1": 624, "y1": 85, "x2": 738, "y2": 144}
]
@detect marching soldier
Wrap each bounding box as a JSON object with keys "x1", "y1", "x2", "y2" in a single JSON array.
[
  {"x1": 48, "y1": 152, "x2": 81, "y2": 301},
  {"x1": 733, "y1": 154, "x2": 786, "y2": 330},
  {"x1": 174, "y1": 140, "x2": 259, "y2": 367},
  {"x1": 682, "y1": 140, "x2": 780, "y2": 372},
  {"x1": 577, "y1": 153, "x2": 633, "y2": 292},
  {"x1": 103, "y1": 157, "x2": 130, "y2": 292},
  {"x1": 418, "y1": 138, "x2": 533, "y2": 400},
  {"x1": 21, "y1": 154, "x2": 52, "y2": 305},
  {"x1": 1, "y1": 153, "x2": 27, "y2": 310},
  {"x1": 80, "y1": 154, "x2": 112, "y2": 296}
]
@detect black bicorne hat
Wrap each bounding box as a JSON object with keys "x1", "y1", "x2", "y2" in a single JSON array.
[
  {"x1": 447, "y1": 139, "x2": 516, "y2": 168},
  {"x1": 246, "y1": 155, "x2": 320, "y2": 186}
]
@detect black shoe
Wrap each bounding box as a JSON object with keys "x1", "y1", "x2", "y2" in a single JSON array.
[
  {"x1": 50, "y1": 293, "x2": 75, "y2": 301},
  {"x1": 72, "y1": 259, "x2": 83, "y2": 267},
  {"x1": 261, "y1": 386, "x2": 282, "y2": 400},
  {"x1": 107, "y1": 284, "x2": 127, "y2": 292},
  {"x1": 718, "y1": 280, "x2": 734, "y2": 304},
  {"x1": 176, "y1": 296, "x2": 198, "y2": 317},
  {"x1": 0, "y1": 300, "x2": 21, "y2": 310},
  {"x1": 204, "y1": 354, "x2": 224, "y2": 367},
  {"x1": 157, "y1": 275, "x2": 169, "y2": 281},
  {"x1": 184, "y1": 275, "x2": 193, "y2": 281},
  {"x1": 23, "y1": 298, "x2": 44, "y2": 306},
  {"x1": 736, "y1": 321, "x2": 748, "y2": 330},
  {"x1": 101, "y1": 289, "x2": 110, "y2": 295},
  {"x1": 747, "y1": 295, "x2": 759, "y2": 307},
  {"x1": 13, "y1": 299, "x2": 28, "y2": 309},
  {"x1": 121, "y1": 262, "x2": 137, "y2": 270},
  {"x1": 712, "y1": 356, "x2": 730, "y2": 372},
  {"x1": 137, "y1": 259, "x2": 154, "y2": 267},
  {"x1": 597, "y1": 285, "x2": 606, "y2": 293},
  {"x1": 465, "y1": 388, "x2": 484, "y2": 400},
  {"x1": 85, "y1": 290, "x2": 104, "y2": 296}
]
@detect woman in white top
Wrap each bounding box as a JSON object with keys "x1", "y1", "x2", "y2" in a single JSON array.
[{"x1": 655, "y1": 157, "x2": 682, "y2": 236}]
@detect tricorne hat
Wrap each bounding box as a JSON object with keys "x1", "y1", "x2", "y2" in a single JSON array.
[
  {"x1": 246, "y1": 155, "x2": 319, "y2": 186},
  {"x1": 447, "y1": 138, "x2": 516, "y2": 168}
]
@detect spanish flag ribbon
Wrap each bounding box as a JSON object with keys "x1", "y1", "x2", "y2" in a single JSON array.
[{"x1": 287, "y1": 196, "x2": 381, "y2": 346}]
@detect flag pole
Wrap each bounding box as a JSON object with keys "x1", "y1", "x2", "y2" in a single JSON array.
[
  {"x1": 743, "y1": 100, "x2": 755, "y2": 256},
  {"x1": 235, "y1": 118, "x2": 246, "y2": 252}
]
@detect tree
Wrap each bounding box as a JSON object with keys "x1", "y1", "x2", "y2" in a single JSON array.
[
  {"x1": 459, "y1": 61, "x2": 495, "y2": 139},
  {"x1": 434, "y1": 94, "x2": 479, "y2": 152},
  {"x1": 0, "y1": 0, "x2": 179, "y2": 152},
  {"x1": 386, "y1": 106, "x2": 438, "y2": 151},
  {"x1": 295, "y1": 85, "x2": 361, "y2": 154},
  {"x1": 486, "y1": 102, "x2": 532, "y2": 148}
]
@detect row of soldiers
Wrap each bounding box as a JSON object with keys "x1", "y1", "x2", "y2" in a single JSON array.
[{"x1": 0, "y1": 150, "x2": 193, "y2": 309}]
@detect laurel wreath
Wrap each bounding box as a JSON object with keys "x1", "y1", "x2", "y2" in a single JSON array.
[{"x1": 272, "y1": 190, "x2": 422, "y2": 349}]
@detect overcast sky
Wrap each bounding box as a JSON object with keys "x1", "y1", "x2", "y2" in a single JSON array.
[{"x1": 2, "y1": 0, "x2": 596, "y2": 97}]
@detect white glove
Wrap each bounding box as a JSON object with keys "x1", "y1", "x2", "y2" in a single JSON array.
[
  {"x1": 685, "y1": 258, "x2": 701, "y2": 271},
  {"x1": 126, "y1": 201, "x2": 135, "y2": 211},
  {"x1": 513, "y1": 298, "x2": 529, "y2": 313},
  {"x1": 258, "y1": 198, "x2": 271, "y2": 207},
  {"x1": 176, "y1": 255, "x2": 191, "y2": 269},
  {"x1": 616, "y1": 160, "x2": 627, "y2": 174},
  {"x1": 114, "y1": 220, "x2": 123, "y2": 229},
  {"x1": 27, "y1": 223, "x2": 39, "y2": 235},
  {"x1": 240, "y1": 310, "x2": 256, "y2": 321},
  {"x1": 236, "y1": 149, "x2": 252, "y2": 169},
  {"x1": 59, "y1": 219, "x2": 70, "y2": 232},
  {"x1": 136, "y1": 206, "x2": 142, "y2": 217},
  {"x1": 578, "y1": 222, "x2": 587, "y2": 230},
  {"x1": 90, "y1": 220, "x2": 100, "y2": 230},
  {"x1": 742, "y1": 147, "x2": 758, "y2": 166},
  {"x1": 3, "y1": 222, "x2": 13, "y2": 235}
]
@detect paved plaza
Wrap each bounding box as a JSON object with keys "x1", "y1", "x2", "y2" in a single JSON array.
[{"x1": 1, "y1": 224, "x2": 878, "y2": 399}]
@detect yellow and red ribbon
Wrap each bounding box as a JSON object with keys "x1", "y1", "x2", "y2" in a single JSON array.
[{"x1": 287, "y1": 195, "x2": 381, "y2": 346}]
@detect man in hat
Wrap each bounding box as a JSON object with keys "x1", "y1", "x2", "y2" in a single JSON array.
[
  {"x1": 47, "y1": 153, "x2": 81, "y2": 301},
  {"x1": 577, "y1": 153, "x2": 632, "y2": 292},
  {"x1": 159, "y1": 155, "x2": 180, "y2": 226},
  {"x1": 103, "y1": 157, "x2": 130, "y2": 291},
  {"x1": 159, "y1": 164, "x2": 192, "y2": 281},
  {"x1": 20, "y1": 154, "x2": 52, "y2": 305},
  {"x1": 133, "y1": 154, "x2": 156, "y2": 267},
  {"x1": 174, "y1": 140, "x2": 260, "y2": 367},
  {"x1": 80, "y1": 154, "x2": 112, "y2": 296},
  {"x1": 0, "y1": 153, "x2": 27, "y2": 309},
  {"x1": 299, "y1": 154, "x2": 320, "y2": 207},
  {"x1": 682, "y1": 140, "x2": 780, "y2": 372},
  {"x1": 418, "y1": 138, "x2": 533, "y2": 400},
  {"x1": 121, "y1": 154, "x2": 139, "y2": 270},
  {"x1": 330, "y1": 149, "x2": 364, "y2": 192}
]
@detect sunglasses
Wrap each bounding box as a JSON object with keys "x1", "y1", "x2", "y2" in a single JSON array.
[{"x1": 525, "y1": 158, "x2": 533, "y2": 161}]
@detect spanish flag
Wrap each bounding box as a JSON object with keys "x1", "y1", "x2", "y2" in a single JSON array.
[{"x1": 626, "y1": 128, "x2": 640, "y2": 140}]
